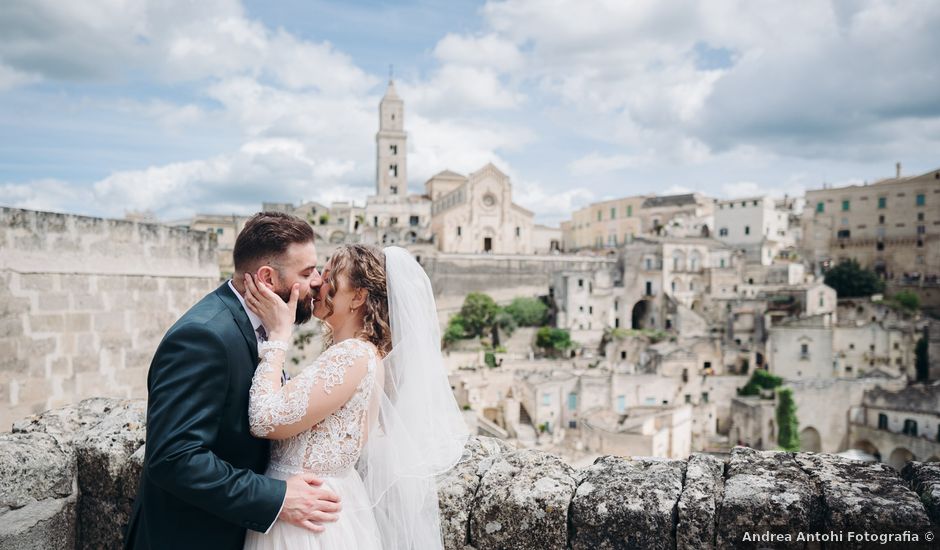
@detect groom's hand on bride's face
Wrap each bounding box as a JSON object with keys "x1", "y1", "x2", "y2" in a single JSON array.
[{"x1": 279, "y1": 473, "x2": 342, "y2": 532}]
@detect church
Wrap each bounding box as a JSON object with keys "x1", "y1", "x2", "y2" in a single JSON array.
[
  {"x1": 366, "y1": 79, "x2": 546, "y2": 254},
  {"x1": 264, "y1": 79, "x2": 556, "y2": 255}
]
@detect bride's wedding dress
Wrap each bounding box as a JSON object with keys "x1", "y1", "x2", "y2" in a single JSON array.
[{"x1": 244, "y1": 337, "x2": 382, "y2": 550}]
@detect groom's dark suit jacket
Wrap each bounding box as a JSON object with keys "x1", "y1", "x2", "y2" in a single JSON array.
[{"x1": 125, "y1": 283, "x2": 286, "y2": 550}]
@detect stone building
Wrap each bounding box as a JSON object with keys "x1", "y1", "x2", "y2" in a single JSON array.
[
  {"x1": 714, "y1": 195, "x2": 795, "y2": 265},
  {"x1": 560, "y1": 192, "x2": 715, "y2": 251},
  {"x1": 428, "y1": 163, "x2": 538, "y2": 254},
  {"x1": 0, "y1": 208, "x2": 219, "y2": 430},
  {"x1": 849, "y1": 383, "x2": 940, "y2": 469},
  {"x1": 768, "y1": 300, "x2": 919, "y2": 381},
  {"x1": 802, "y1": 165, "x2": 940, "y2": 279},
  {"x1": 363, "y1": 79, "x2": 434, "y2": 247},
  {"x1": 182, "y1": 213, "x2": 250, "y2": 278}
]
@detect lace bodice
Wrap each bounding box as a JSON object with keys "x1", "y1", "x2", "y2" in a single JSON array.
[{"x1": 248, "y1": 338, "x2": 378, "y2": 476}]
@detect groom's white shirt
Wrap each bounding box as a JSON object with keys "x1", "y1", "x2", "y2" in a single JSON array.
[{"x1": 227, "y1": 279, "x2": 285, "y2": 533}]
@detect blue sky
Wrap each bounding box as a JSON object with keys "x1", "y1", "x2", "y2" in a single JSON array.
[{"x1": 1, "y1": 0, "x2": 938, "y2": 225}]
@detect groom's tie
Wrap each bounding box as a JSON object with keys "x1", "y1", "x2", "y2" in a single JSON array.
[{"x1": 256, "y1": 325, "x2": 289, "y2": 385}]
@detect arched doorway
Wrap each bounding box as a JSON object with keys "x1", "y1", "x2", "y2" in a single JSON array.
[
  {"x1": 632, "y1": 300, "x2": 651, "y2": 329},
  {"x1": 852, "y1": 439, "x2": 881, "y2": 460},
  {"x1": 888, "y1": 447, "x2": 915, "y2": 470},
  {"x1": 799, "y1": 427, "x2": 822, "y2": 452}
]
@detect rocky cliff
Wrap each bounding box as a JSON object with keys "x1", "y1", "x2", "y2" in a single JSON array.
[{"x1": 1, "y1": 398, "x2": 937, "y2": 549}]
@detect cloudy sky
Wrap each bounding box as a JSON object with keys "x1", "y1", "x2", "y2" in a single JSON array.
[{"x1": 1, "y1": 0, "x2": 938, "y2": 225}]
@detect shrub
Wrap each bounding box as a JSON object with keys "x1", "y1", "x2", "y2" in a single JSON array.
[
  {"x1": 776, "y1": 388, "x2": 800, "y2": 451},
  {"x1": 505, "y1": 297, "x2": 549, "y2": 326},
  {"x1": 823, "y1": 259, "x2": 885, "y2": 298}
]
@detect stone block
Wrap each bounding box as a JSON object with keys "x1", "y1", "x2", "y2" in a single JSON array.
[
  {"x1": 796, "y1": 453, "x2": 932, "y2": 547},
  {"x1": 0, "y1": 316, "x2": 23, "y2": 338},
  {"x1": 902, "y1": 461, "x2": 940, "y2": 526},
  {"x1": 717, "y1": 447, "x2": 823, "y2": 549},
  {"x1": 66, "y1": 312, "x2": 92, "y2": 332},
  {"x1": 73, "y1": 354, "x2": 100, "y2": 373},
  {"x1": 570, "y1": 456, "x2": 685, "y2": 550},
  {"x1": 37, "y1": 292, "x2": 70, "y2": 312},
  {"x1": 29, "y1": 314, "x2": 64, "y2": 333},
  {"x1": 26, "y1": 335, "x2": 57, "y2": 357},
  {"x1": 94, "y1": 312, "x2": 126, "y2": 332},
  {"x1": 75, "y1": 400, "x2": 146, "y2": 501},
  {"x1": 12, "y1": 397, "x2": 127, "y2": 448},
  {"x1": 677, "y1": 453, "x2": 727, "y2": 550},
  {"x1": 438, "y1": 436, "x2": 513, "y2": 550},
  {"x1": 0, "y1": 432, "x2": 74, "y2": 509},
  {"x1": 95, "y1": 276, "x2": 126, "y2": 291},
  {"x1": 18, "y1": 274, "x2": 57, "y2": 291},
  {"x1": 73, "y1": 293, "x2": 104, "y2": 311},
  {"x1": 0, "y1": 493, "x2": 77, "y2": 550},
  {"x1": 77, "y1": 495, "x2": 131, "y2": 550},
  {"x1": 471, "y1": 449, "x2": 577, "y2": 550}
]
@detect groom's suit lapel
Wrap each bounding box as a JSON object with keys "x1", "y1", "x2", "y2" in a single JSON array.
[{"x1": 215, "y1": 282, "x2": 259, "y2": 363}]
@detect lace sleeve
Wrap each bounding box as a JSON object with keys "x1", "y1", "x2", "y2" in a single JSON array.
[{"x1": 248, "y1": 338, "x2": 373, "y2": 439}]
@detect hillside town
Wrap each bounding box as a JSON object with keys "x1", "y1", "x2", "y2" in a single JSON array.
[{"x1": 2, "y1": 80, "x2": 939, "y2": 471}]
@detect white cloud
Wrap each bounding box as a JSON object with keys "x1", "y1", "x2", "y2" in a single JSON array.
[
  {"x1": 1, "y1": 179, "x2": 94, "y2": 214},
  {"x1": 433, "y1": 33, "x2": 524, "y2": 72},
  {"x1": 568, "y1": 153, "x2": 644, "y2": 176},
  {"x1": 513, "y1": 179, "x2": 595, "y2": 226}
]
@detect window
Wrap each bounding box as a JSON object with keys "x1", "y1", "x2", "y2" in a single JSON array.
[
  {"x1": 568, "y1": 392, "x2": 577, "y2": 410},
  {"x1": 837, "y1": 229, "x2": 851, "y2": 238},
  {"x1": 753, "y1": 200, "x2": 759, "y2": 206},
  {"x1": 704, "y1": 361, "x2": 712, "y2": 371},
  {"x1": 878, "y1": 414, "x2": 888, "y2": 429},
  {"x1": 516, "y1": 226, "x2": 521, "y2": 237},
  {"x1": 744, "y1": 226, "x2": 750, "y2": 235},
  {"x1": 390, "y1": 185, "x2": 398, "y2": 194},
  {"x1": 645, "y1": 281, "x2": 653, "y2": 296},
  {"x1": 685, "y1": 394, "x2": 692, "y2": 404},
  {"x1": 645, "y1": 258, "x2": 652, "y2": 270},
  {"x1": 917, "y1": 225, "x2": 926, "y2": 234},
  {"x1": 409, "y1": 215, "x2": 419, "y2": 226},
  {"x1": 719, "y1": 228, "x2": 728, "y2": 236},
  {"x1": 627, "y1": 205, "x2": 633, "y2": 217},
  {"x1": 216, "y1": 228, "x2": 223, "y2": 235},
  {"x1": 542, "y1": 393, "x2": 551, "y2": 406},
  {"x1": 390, "y1": 144, "x2": 397, "y2": 155},
  {"x1": 389, "y1": 217, "x2": 398, "y2": 226},
  {"x1": 816, "y1": 202, "x2": 824, "y2": 213},
  {"x1": 918, "y1": 212, "x2": 925, "y2": 221},
  {"x1": 878, "y1": 196, "x2": 886, "y2": 209},
  {"x1": 878, "y1": 215, "x2": 885, "y2": 224},
  {"x1": 720, "y1": 258, "x2": 726, "y2": 268},
  {"x1": 373, "y1": 216, "x2": 378, "y2": 227},
  {"x1": 842, "y1": 200, "x2": 850, "y2": 211},
  {"x1": 456, "y1": 226, "x2": 462, "y2": 236},
  {"x1": 701, "y1": 392, "x2": 709, "y2": 404},
  {"x1": 800, "y1": 343, "x2": 809, "y2": 358},
  {"x1": 916, "y1": 193, "x2": 925, "y2": 206},
  {"x1": 903, "y1": 419, "x2": 918, "y2": 436},
  {"x1": 588, "y1": 306, "x2": 593, "y2": 314},
  {"x1": 597, "y1": 211, "x2": 602, "y2": 221},
  {"x1": 620, "y1": 351, "x2": 627, "y2": 360},
  {"x1": 616, "y1": 395, "x2": 626, "y2": 413},
  {"x1": 388, "y1": 164, "x2": 398, "y2": 177},
  {"x1": 578, "y1": 279, "x2": 584, "y2": 288},
  {"x1": 610, "y1": 207, "x2": 616, "y2": 219}
]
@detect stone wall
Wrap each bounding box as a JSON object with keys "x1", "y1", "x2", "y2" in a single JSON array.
[
  {"x1": 2, "y1": 398, "x2": 938, "y2": 549},
  {"x1": 423, "y1": 252, "x2": 617, "y2": 314},
  {"x1": 0, "y1": 208, "x2": 219, "y2": 430}
]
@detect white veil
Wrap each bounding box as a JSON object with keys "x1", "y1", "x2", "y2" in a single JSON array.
[{"x1": 355, "y1": 246, "x2": 469, "y2": 549}]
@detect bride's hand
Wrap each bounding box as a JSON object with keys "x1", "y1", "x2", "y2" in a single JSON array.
[{"x1": 244, "y1": 274, "x2": 299, "y2": 342}]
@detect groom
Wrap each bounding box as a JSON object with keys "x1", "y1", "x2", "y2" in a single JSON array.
[{"x1": 125, "y1": 212, "x2": 340, "y2": 549}]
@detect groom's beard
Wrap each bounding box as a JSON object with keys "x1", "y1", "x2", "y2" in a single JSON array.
[{"x1": 276, "y1": 287, "x2": 313, "y2": 325}]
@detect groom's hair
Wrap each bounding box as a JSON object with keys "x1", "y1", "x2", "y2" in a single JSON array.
[{"x1": 233, "y1": 211, "x2": 315, "y2": 272}]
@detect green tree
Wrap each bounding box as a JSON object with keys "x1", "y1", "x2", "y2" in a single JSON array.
[
  {"x1": 536, "y1": 327, "x2": 574, "y2": 357},
  {"x1": 823, "y1": 259, "x2": 885, "y2": 298},
  {"x1": 915, "y1": 336, "x2": 929, "y2": 382},
  {"x1": 892, "y1": 290, "x2": 920, "y2": 312},
  {"x1": 443, "y1": 314, "x2": 468, "y2": 347},
  {"x1": 491, "y1": 310, "x2": 517, "y2": 348},
  {"x1": 738, "y1": 369, "x2": 783, "y2": 397},
  {"x1": 459, "y1": 293, "x2": 499, "y2": 338},
  {"x1": 776, "y1": 388, "x2": 800, "y2": 451},
  {"x1": 504, "y1": 297, "x2": 548, "y2": 326}
]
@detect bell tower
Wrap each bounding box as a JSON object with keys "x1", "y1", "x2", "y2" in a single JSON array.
[{"x1": 376, "y1": 77, "x2": 407, "y2": 196}]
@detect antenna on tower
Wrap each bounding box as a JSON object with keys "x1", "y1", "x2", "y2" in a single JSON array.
[{"x1": 389, "y1": 64, "x2": 394, "y2": 83}]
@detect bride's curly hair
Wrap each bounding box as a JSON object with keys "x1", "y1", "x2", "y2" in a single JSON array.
[{"x1": 320, "y1": 244, "x2": 391, "y2": 356}]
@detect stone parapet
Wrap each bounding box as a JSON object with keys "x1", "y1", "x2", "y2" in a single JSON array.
[{"x1": 1, "y1": 398, "x2": 938, "y2": 549}]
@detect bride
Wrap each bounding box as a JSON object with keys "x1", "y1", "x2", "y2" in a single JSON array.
[{"x1": 241, "y1": 244, "x2": 468, "y2": 549}]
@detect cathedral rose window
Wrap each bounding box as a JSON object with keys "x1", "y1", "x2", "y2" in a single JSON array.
[{"x1": 482, "y1": 193, "x2": 496, "y2": 207}]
